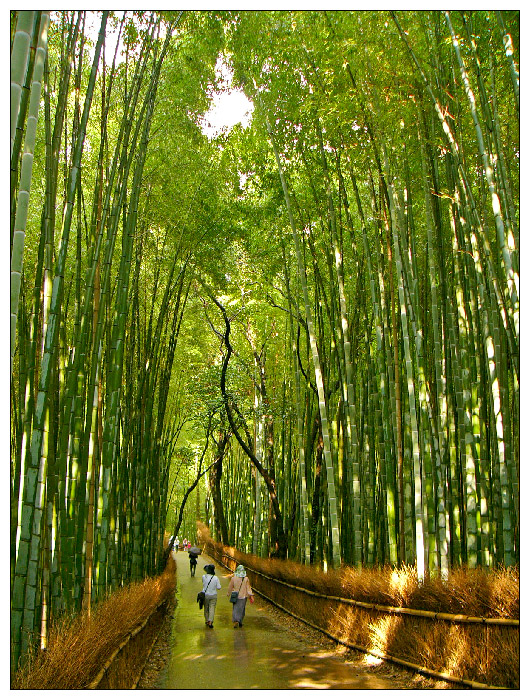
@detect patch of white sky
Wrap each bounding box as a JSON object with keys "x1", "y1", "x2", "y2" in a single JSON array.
[
  {"x1": 77, "y1": 10, "x2": 153, "y2": 66},
  {"x1": 80, "y1": 11, "x2": 253, "y2": 140},
  {"x1": 199, "y1": 56, "x2": 254, "y2": 140}
]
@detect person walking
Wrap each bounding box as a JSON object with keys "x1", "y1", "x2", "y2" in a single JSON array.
[
  {"x1": 189, "y1": 548, "x2": 198, "y2": 576},
  {"x1": 202, "y1": 564, "x2": 221, "y2": 628},
  {"x1": 227, "y1": 564, "x2": 254, "y2": 628}
]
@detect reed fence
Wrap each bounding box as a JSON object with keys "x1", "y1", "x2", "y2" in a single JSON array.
[
  {"x1": 88, "y1": 598, "x2": 170, "y2": 689},
  {"x1": 11, "y1": 551, "x2": 177, "y2": 689}
]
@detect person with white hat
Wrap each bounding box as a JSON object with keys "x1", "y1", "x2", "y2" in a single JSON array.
[{"x1": 227, "y1": 564, "x2": 254, "y2": 628}]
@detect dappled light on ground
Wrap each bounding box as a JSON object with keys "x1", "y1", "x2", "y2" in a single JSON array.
[{"x1": 362, "y1": 654, "x2": 384, "y2": 667}]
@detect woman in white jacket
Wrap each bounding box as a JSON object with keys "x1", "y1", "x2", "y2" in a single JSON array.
[
  {"x1": 227, "y1": 564, "x2": 253, "y2": 628},
  {"x1": 201, "y1": 564, "x2": 221, "y2": 628}
]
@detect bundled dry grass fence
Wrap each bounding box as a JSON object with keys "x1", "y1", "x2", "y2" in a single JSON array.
[
  {"x1": 11, "y1": 552, "x2": 176, "y2": 689},
  {"x1": 198, "y1": 524, "x2": 519, "y2": 689}
]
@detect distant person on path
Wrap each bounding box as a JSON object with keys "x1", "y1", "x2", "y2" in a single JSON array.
[
  {"x1": 202, "y1": 564, "x2": 221, "y2": 628},
  {"x1": 189, "y1": 548, "x2": 198, "y2": 576},
  {"x1": 227, "y1": 564, "x2": 254, "y2": 628}
]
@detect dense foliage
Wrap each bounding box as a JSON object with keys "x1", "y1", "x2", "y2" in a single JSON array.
[{"x1": 11, "y1": 9, "x2": 519, "y2": 670}]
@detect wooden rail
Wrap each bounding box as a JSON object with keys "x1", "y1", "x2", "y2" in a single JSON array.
[
  {"x1": 253, "y1": 586, "x2": 507, "y2": 691},
  {"x1": 207, "y1": 547, "x2": 515, "y2": 690},
  {"x1": 131, "y1": 609, "x2": 168, "y2": 690}
]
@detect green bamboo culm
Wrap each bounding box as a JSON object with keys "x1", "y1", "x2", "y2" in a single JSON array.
[
  {"x1": 11, "y1": 12, "x2": 108, "y2": 670},
  {"x1": 315, "y1": 117, "x2": 362, "y2": 567},
  {"x1": 263, "y1": 109, "x2": 341, "y2": 569},
  {"x1": 384, "y1": 150, "x2": 425, "y2": 581},
  {"x1": 11, "y1": 12, "x2": 42, "y2": 237},
  {"x1": 10, "y1": 12, "x2": 36, "y2": 159},
  {"x1": 10, "y1": 12, "x2": 49, "y2": 375},
  {"x1": 283, "y1": 247, "x2": 311, "y2": 563},
  {"x1": 444, "y1": 12, "x2": 519, "y2": 342},
  {"x1": 495, "y1": 10, "x2": 519, "y2": 115}
]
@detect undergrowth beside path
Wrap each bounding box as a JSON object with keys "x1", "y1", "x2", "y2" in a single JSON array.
[
  {"x1": 198, "y1": 524, "x2": 519, "y2": 689},
  {"x1": 11, "y1": 554, "x2": 176, "y2": 689}
]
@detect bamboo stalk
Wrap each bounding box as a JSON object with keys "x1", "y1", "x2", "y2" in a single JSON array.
[
  {"x1": 10, "y1": 11, "x2": 36, "y2": 158},
  {"x1": 384, "y1": 150, "x2": 425, "y2": 580},
  {"x1": 10, "y1": 12, "x2": 49, "y2": 375},
  {"x1": 494, "y1": 11, "x2": 519, "y2": 115},
  {"x1": 12, "y1": 13, "x2": 108, "y2": 667},
  {"x1": 315, "y1": 118, "x2": 362, "y2": 566},
  {"x1": 258, "y1": 107, "x2": 341, "y2": 567},
  {"x1": 444, "y1": 12, "x2": 518, "y2": 333}
]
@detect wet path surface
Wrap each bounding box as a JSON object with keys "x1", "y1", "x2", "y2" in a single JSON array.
[{"x1": 158, "y1": 551, "x2": 396, "y2": 690}]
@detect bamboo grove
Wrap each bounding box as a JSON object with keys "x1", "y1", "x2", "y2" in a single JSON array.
[
  {"x1": 10, "y1": 9, "x2": 224, "y2": 667},
  {"x1": 10, "y1": 10, "x2": 519, "y2": 670}
]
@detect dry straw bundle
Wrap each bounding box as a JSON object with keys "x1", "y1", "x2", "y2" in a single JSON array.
[
  {"x1": 198, "y1": 524, "x2": 519, "y2": 689},
  {"x1": 12, "y1": 553, "x2": 176, "y2": 689}
]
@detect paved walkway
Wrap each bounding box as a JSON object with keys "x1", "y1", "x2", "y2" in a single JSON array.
[{"x1": 158, "y1": 550, "x2": 395, "y2": 690}]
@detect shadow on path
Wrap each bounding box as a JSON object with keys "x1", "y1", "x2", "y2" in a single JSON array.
[{"x1": 158, "y1": 551, "x2": 395, "y2": 690}]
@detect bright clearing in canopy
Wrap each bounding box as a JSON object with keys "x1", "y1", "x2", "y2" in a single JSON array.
[{"x1": 200, "y1": 55, "x2": 254, "y2": 138}]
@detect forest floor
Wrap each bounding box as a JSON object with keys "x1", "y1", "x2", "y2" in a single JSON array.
[{"x1": 137, "y1": 551, "x2": 456, "y2": 690}]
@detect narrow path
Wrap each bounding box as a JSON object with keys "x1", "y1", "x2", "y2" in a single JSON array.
[{"x1": 157, "y1": 551, "x2": 396, "y2": 690}]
